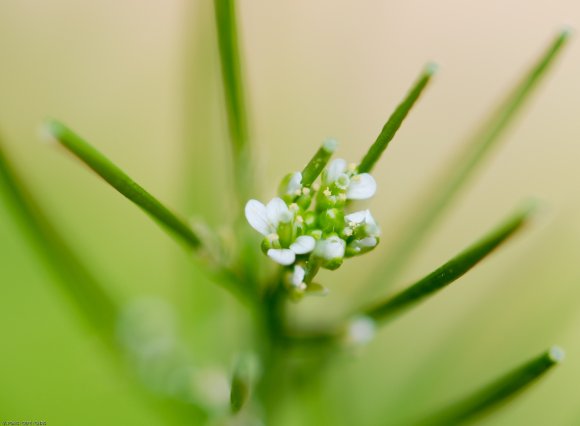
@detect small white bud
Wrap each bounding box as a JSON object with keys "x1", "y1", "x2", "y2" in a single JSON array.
[{"x1": 314, "y1": 236, "x2": 346, "y2": 261}]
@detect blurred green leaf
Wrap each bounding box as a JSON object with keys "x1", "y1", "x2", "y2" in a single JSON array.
[
  {"x1": 363, "y1": 202, "x2": 534, "y2": 324},
  {"x1": 367, "y1": 30, "x2": 570, "y2": 292},
  {"x1": 214, "y1": 0, "x2": 253, "y2": 203},
  {"x1": 420, "y1": 346, "x2": 564, "y2": 425},
  {"x1": 358, "y1": 63, "x2": 437, "y2": 174},
  {"x1": 0, "y1": 135, "x2": 209, "y2": 425},
  {"x1": 0, "y1": 134, "x2": 118, "y2": 339}
]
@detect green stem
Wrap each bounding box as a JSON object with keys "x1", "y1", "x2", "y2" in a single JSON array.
[
  {"x1": 421, "y1": 347, "x2": 564, "y2": 425},
  {"x1": 358, "y1": 63, "x2": 437, "y2": 174},
  {"x1": 214, "y1": 0, "x2": 253, "y2": 205},
  {"x1": 46, "y1": 120, "x2": 255, "y2": 306},
  {"x1": 301, "y1": 139, "x2": 338, "y2": 187},
  {"x1": 46, "y1": 120, "x2": 201, "y2": 250},
  {"x1": 363, "y1": 202, "x2": 534, "y2": 324}
]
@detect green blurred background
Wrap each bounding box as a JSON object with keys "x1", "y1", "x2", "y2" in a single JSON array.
[{"x1": 1, "y1": 1, "x2": 580, "y2": 424}]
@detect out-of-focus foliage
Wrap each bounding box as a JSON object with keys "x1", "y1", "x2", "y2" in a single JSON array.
[{"x1": 1, "y1": 1, "x2": 580, "y2": 425}]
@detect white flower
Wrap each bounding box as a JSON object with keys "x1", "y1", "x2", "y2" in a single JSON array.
[
  {"x1": 346, "y1": 174, "x2": 376, "y2": 200},
  {"x1": 289, "y1": 265, "x2": 307, "y2": 291},
  {"x1": 290, "y1": 235, "x2": 316, "y2": 254},
  {"x1": 324, "y1": 159, "x2": 376, "y2": 200},
  {"x1": 268, "y1": 235, "x2": 316, "y2": 265},
  {"x1": 345, "y1": 209, "x2": 375, "y2": 225},
  {"x1": 314, "y1": 236, "x2": 346, "y2": 261},
  {"x1": 325, "y1": 158, "x2": 347, "y2": 183},
  {"x1": 286, "y1": 172, "x2": 303, "y2": 195},
  {"x1": 245, "y1": 197, "x2": 292, "y2": 236},
  {"x1": 267, "y1": 248, "x2": 296, "y2": 265},
  {"x1": 345, "y1": 210, "x2": 380, "y2": 237}
]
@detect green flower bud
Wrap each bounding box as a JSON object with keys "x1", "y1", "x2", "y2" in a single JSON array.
[
  {"x1": 303, "y1": 211, "x2": 317, "y2": 228},
  {"x1": 261, "y1": 233, "x2": 281, "y2": 253},
  {"x1": 318, "y1": 208, "x2": 345, "y2": 233},
  {"x1": 309, "y1": 229, "x2": 323, "y2": 240},
  {"x1": 345, "y1": 237, "x2": 379, "y2": 257},
  {"x1": 296, "y1": 193, "x2": 312, "y2": 210},
  {"x1": 316, "y1": 186, "x2": 337, "y2": 211},
  {"x1": 313, "y1": 235, "x2": 346, "y2": 270},
  {"x1": 277, "y1": 220, "x2": 294, "y2": 248},
  {"x1": 278, "y1": 172, "x2": 303, "y2": 202}
]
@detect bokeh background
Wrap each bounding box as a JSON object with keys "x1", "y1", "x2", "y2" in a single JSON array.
[{"x1": 1, "y1": 0, "x2": 580, "y2": 424}]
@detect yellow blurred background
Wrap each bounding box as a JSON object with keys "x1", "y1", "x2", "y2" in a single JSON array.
[{"x1": 1, "y1": 1, "x2": 579, "y2": 424}]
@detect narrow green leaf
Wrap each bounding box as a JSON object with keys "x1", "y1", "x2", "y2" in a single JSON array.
[
  {"x1": 46, "y1": 120, "x2": 258, "y2": 307},
  {"x1": 214, "y1": 0, "x2": 253, "y2": 203},
  {"x1": 358, "y1": 63, "x2": 437, "y2": 174},
  {"x1": 301, "y1": 139, "x2": 338, "y2": 187},
  {"x1": 214, "y1": 0, "x2": 248, "y2": 154},
  {"x1": 421, "y1": 346, "x2": 564, "y2": 425},
  {"x1": 0, "y1": 135, "x2": 118, "y2": 340},
  {"x1": 363, "y1": 203, "x2": 534, "y2": 324},
  {"x1": 366, "y1": 30, "x2": 570, "y2": 291},
  {"x1": 45, "y1": 120, "x2": 201, "y2": 250},
  {"x1": 214, "y1": 0, "x2": 260, "y2": 291}
]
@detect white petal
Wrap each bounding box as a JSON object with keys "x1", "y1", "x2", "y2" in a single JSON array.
[
  {"x1": 357, "y1": 237, "x2": 377, "y2": 248},
  {"x1": 290, "y1": 235, "x2": 316, "y2": 254},
  {"x1": 345, "y1": 210, "x2": 368, "y2": 225},
  {"x1": 325, "y1": 158, "x2": 347, "y2": 183},
  {"x1": 314, "y1": 236, "x2": 345, "y2": 260},
  {"x1": 364, "y1": 210, "x2": 377, "y2": 226},
  {"x1": 244, "y1": 200, "x2": 271, "y2": 236},
  {"x1": 286, "y1": 172, "x2": 302, "y2": 194},
  {"x1": 266, "y1": 197, "x2": 291, "y2": 227},
  {"x1": 347, "y1": 173, "x2": 376, "y2": 200},
  {"x1": 267, "y1": 249, "x2": 296, "y2": 265},
  {"x1": 291, "y1": 265, "x2": 305, "y2": 286}
]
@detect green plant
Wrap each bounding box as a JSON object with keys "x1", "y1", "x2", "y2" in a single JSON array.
[{"x1": 0, "y1": 1, "x2": 571, "y2": 424}]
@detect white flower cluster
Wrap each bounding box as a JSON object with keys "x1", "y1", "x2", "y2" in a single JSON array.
[{"x1": 245, "y1": 142, "x2": 380, "y2": 297}]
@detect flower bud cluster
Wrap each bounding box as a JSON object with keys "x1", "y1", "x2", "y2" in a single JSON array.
[{"x1": 245, "y1": 142, "x2": 380, "y2": 297}]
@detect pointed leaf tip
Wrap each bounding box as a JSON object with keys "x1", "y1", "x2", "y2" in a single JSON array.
[
  {"x1": 558, "y1": 26, "x2": 573, "y2": 39},
  {"x1": 357, "y1": 65, "x2": 435, "y2": 173},
  {"x1": 300, "y1": 139, "x2": 338, "y2": 187},
  {"x1": 549, "y1": 345, "x2": 565, "y2": 363},
  {"x1": 322, "y1": 138, "x2": 339, "y2": 153},
  {"x1": 425, "y1": 62, "x2": 439, "y2": 76}
]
